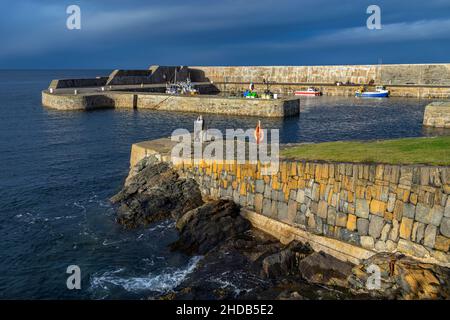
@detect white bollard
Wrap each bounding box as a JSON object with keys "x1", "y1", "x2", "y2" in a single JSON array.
[
  {"x1": 49, "y1": 88, "x2": 54, "y2": 94},
  {"x1": 194, "y1": 115, "x2": 205, "y2": 143},
  {"x1": 74, "y1": 89, "x2": 78, "y2": 95},
  {"x1": 101, "y1": 87, "x2": 105, "y2": 91}
]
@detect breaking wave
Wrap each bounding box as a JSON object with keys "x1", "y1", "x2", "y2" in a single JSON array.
[{"x1": 89, "y1": 255, "x2": 202, "y2": 295}]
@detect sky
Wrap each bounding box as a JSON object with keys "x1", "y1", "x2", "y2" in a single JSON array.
[{"x1": 1, "y1": 0, "x2": 450, "y2": 69}]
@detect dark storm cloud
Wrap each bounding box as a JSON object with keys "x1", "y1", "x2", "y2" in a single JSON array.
[{"x1": 1, "y1": 0, "x2": 449, "y2": 68}]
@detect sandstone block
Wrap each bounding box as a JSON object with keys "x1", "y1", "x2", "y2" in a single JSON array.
[
  {"x1": 255, "y1": 179, "x2": 265, "y2": 193},
  {"x1": 278, "y1": 201, "x2": 288, "y2": 221},
  {"x1": 393, "y1": 200, "x2": 403, "y2": 220},
  {"x1": 402, "y1": 203, "x2": 416, "y2": 219},
  {"x1": 400, "y1": 217, "x2": 414, "y2": 240},
  {"x1": 360, "y1": 236, "x2": 375, "y2": 249},
  {"x1": 288, "y1": 189, "x2": 297, "y2": 201},
  {"x1": 387, "y1": 193, "x2": 396, "y2": 212},
  {"x1": 327, "y1": 207, "x2": 337, "y2": 226},
  {"x1": 317, "y1": 200, "x2": 328, "y2": 219},
  {"x1": 369, "y1": 215, "x2": 385, "y2": 239},
  {"x1": 255, "y1": 194, "x2": 263, "y2": 213},
  {"x1": 440, "y1": 217, "x2": 450, "y2": 237},
  {"x1": 416, "y1": 222, "x2": 425, "y2": 244},
  {"x1": 262, "y1": 198, "x2": 272, "y2": 216},
  {"x1": 307, "y1": 214, "x2": 316, "y2": 230},
  {"x1": 415, "y1": 204, "x2": 444, "y2": 226},
  {"x1": 386, "y1": 240, "x2": 397, "y2": 252},
  {"x1": 271, "y1": 200, "x2": 278, "y2": 217},
  {"x1": 370, "y1": 199, "x2": 387, "y2": 216},
  {"x1": 357, "y1": 218, "x2": 369, "y2": 236},
  {"x1": 347, "y1": 214, "x2": 357, "y2": 231},
  {"x1": 300, "y1": 203, "x2": 307, "y2": 214},
  {"x1": 434, "y1": 235, "x2": 450, "y2": 252},
  {"x1": 296, "y1": 189, "x2": 305, "y2": 204},
  {"x1": 312, "y1": 183, "x2": 320, "y2": 201},
  {"x1": 355, "y1": 199, "x2": 369, "y2": 218},
  {"x1": 399, "y1": 167, "x2": 413, "y2": 186},
  {"x1": 445, "y1": 197, "x2": 450, "y2": 217},
  {"x1": 239, "y1": 195, "x2": 247, "y2": 207},
  {"x1": 336, "y1": 212, "x2": 348, "y2": 227},
  {"x1": 288, "y1": 200, "x2": 298, "y2": 223},
  {"x1": 315, "y1": 216, "x2": 324, "y2": 234},
  {"x1": 264, "y1": 184, "x2": 272, "y2": 198},
  {"x1": 410, "y1": 193, "x2": 418, "y2": 205},
  {"x1": 424, "y1": 224, "x2": 437, "y2": 248},
  {"x1": 375, "y1": 240, "x2": 387, "y2": 251},
  {"x1": 380, "y1": 223, "x2": 391, "y2": 242},
  {"x1": 397, "y1": 239, "x2": 429, "y2": 258},
  {"x1": 295, "y1": 212, "x2": 307, "y2": 226}
]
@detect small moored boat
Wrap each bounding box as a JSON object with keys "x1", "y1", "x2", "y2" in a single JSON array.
[
  {"x1": 294, "y1": 87, "x2": 322, "y2": 96},
  {"x1": 355, "y1": 86, "x2": 389, "y2": 98}
]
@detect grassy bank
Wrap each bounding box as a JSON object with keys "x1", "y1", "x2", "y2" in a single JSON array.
[{"x1": 281, "y1": 136, "x2": 450, "y2": 165}]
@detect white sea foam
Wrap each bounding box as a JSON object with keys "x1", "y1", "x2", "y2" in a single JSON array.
[
  {"x1": 207, "y1": 271, "x2": 265, "y2": 297},
  {"x1": 15, "y1": 211, "x2": 77, "y2": 223},
  {"x1": 90, "y1": 256, "x2": 202, "y2": 294},
  {"x1": 73, "y1": 201, "x2": 86, "y2": 213},
  {"x1": 147, "y1": 220, "x2": 175, "y2": 232}
]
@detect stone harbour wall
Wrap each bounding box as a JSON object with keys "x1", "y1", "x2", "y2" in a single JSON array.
[
  {"x1": 209, "y1": 82, "x2": 450, "y2": 98},
  {"x1": 42, "y1": 91, "x2": 300, "y2": 117},
  {"x1": 423, "y1": 102, "x2": 450, "y2": 128},
  {"x1": 191, "y1": 64, "x2": 450, "y2": 86},
  {"x1": 49, "y1": 77, "x2": 108, "y2": 89},
  {"x1": 42, "y1": 91, "x2": 136, "y2": 110},
  {"x1": 136, "y1": 93, "x2": 300, "y2": 117},
  {"x1": 173, "y1": 159, "x2": 450, "y2": 266}
]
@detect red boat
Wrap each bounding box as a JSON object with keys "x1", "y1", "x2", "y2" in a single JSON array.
[{"x1": 294, "y1": 87, "x2": 322, "y2": 96}]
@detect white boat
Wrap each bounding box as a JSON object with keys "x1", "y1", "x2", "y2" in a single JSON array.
[
  {"x1": 355, "y1": 86, "x2": 389, "y2": 98},
  {"x1": 294, "y1": 87, "x2": 322, "y2": 96},
  {"x1": 165, "y1": 84, "x2": 179, "y2": 95}
]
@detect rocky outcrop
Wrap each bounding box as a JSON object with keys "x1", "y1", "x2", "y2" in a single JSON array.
[
  {"x1": 298, "y1": 251, "x2": 354, "y2": 288},
  {"x1": 111, "y1": 156, "x2": 203, "y2": 228},
  {"x1": 261, "y1": 241, "x2": 313, "y2": 278},
  {"x1": 170, "y1": 200, "x2": 251, "y2": 255},
  {"x1": 349, "y1": 253, "x2": 450, "y2": 299}
]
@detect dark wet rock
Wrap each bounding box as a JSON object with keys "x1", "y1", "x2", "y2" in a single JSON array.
[
  {"x1": 163, "y1": 228, "x2": 358, "y2": 300},
  {"x1": 261, "y1": 241, "x2": 313, "y2": 278},
  {"x1": 298, "y1": 251, "x2": 354, "y2": 288},
  {"x1": 170, "y1": 200, "x2": 251, "y2": 255},
  {"x1": 276, "y1": 290, "x2": 305, "y2": 300},
  {"x1": 348, "y1": 252, "x2": 450, "y2": 299},
  {"x1": 111, "y1": 156, "x2": 203, "y2": 228}
]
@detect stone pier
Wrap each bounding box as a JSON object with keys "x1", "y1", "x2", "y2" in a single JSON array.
[
  {"x1": 128, "y1": 138, "x2": 450, "y2": 267},
  {"x1": 42, "y1": 91, "x2": 300, "y2": 117},
  {"x1": 423, "y1": 102, "x2": 450, "y2": 128}
]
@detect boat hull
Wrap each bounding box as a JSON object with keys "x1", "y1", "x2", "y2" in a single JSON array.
[
  {"x1": 355, "y1": 90, "x2": 389, "y2": 98},
  {"x1": 294, "y1": 91, "x2": 321, "y2": 96}
]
